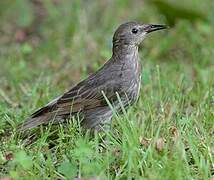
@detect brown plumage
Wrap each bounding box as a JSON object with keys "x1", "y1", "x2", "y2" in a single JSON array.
[{"x1": 19, "y1": 22, "x2": 167, "y2": 131}]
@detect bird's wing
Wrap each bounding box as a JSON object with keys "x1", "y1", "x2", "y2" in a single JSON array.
[
  {"x1": 55, "y1": 80, "x2": 119, "y2": 116},
  {"x1": 31, "y1": 77, "x2": 121, "y2": 119},
  {"x1": 18, "y1": 60, "x2": 123, "y2": 131}
]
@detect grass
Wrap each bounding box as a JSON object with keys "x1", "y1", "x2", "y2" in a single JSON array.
[{"x1": 0, "y1": 0, "x2": 214, "y2": 179}]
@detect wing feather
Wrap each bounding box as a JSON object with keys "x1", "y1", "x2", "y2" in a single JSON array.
[{"x1": 19, "y1": 61, "x2": 123, "y2": 130}]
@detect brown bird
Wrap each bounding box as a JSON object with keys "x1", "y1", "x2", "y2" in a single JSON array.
[{"x1": 19, "y1": 22, "x2": 167, "y2": 131}]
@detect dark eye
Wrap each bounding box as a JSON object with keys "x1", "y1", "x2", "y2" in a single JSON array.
[{"x1": 131, "y1": 28, "x2": 138, "y2": 34}]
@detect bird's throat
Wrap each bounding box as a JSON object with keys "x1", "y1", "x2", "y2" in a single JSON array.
[{"x1": 112, "y1": 44, "x2": 139, "y2": 61}]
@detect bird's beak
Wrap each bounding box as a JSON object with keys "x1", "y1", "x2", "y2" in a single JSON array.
[{"x1": 143, "y1": 24, "x2": 168, "y2": 33}]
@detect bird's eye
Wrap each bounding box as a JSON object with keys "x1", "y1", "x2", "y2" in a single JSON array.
[{"x1": 131, "y1": 28, "x2": 138, "y2": 34}]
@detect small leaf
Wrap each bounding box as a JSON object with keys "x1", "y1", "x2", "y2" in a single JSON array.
[
  {"x1": 72, "y1": 138, "x2": 94, "y2": 161},
  {"x1": 21, "y1": 43, "x2": 33, "y2": 55},
  {"x1": 14, "y1": 151, "x2": 33, "y2": 170},
  {"x1": 58, "y1": 161, "x2": 77, "y2": 179},
  {"x1": 9, "y1": 171, "x2": 19, "y2": 179}
]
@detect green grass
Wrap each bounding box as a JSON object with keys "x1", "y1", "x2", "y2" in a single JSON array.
[{"x1": 0, "y1": 0, "x2": 214, "y2": 179}]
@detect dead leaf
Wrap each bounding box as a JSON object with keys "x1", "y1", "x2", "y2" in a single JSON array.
[
  {"x1": 5, "y1": 152, "x2": 13, "y2": 161},
  {"x1": 139, "y1": 136, "x2": 151, "y2": 146},
  {"x1": 170, "y1": 126, "x2": 179, "y2": 143},
  {"x1": 15, "y1": 29, "x2": 27, "y2": 43},
  {"x1": 155, "y1": 138, "x2": 166, "y2": 152},
  {"x1": 113, "y1": 148, "x2": 121, "y2": 157},
  {"x1": 0, "y1": 176, "x2": 12, "y2": 180}
]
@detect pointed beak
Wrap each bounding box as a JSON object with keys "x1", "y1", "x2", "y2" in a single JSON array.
[{"x1": 143, "y1": 24, "x2": 168, "y2": 33}]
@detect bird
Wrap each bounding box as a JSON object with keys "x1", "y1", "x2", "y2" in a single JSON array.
[{"x1": 18, "y1": 21, "x2": 168, "y2": 131}]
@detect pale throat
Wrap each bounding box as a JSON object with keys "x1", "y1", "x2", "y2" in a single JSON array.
[{"x1": 112, "y1": 44, "x2": 139, "y2": 60}]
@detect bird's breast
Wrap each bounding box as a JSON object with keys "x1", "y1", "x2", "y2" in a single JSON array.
[{"x1": 118, "y1": 54, "x2": 142, "y2": 106}]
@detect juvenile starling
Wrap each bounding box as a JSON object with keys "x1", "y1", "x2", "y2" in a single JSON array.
[{"x1": 19, "y1": 22, "x2": 167, "y2": 131}]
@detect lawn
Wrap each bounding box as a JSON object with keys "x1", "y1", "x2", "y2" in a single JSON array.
[{"x1": 0, "y1": 0, "x2": 213, "y2": 179}]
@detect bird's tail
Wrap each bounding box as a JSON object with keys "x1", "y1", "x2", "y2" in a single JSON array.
[{"x1": 18, "y1": 115, "x2": 51, "y2": 131}]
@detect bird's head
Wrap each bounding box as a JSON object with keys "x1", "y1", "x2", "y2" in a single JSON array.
[{"x1": 113, "y1": 21, "x2": 168, "y2": 47}]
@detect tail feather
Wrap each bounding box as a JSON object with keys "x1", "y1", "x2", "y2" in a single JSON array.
[{"x1": 18, "y1": 115, "x2": 51, "y2": 131}]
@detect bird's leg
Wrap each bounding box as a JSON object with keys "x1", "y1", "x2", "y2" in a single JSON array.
[
  {"x1": 94, "y1": 121, "x2": 111, "y2": 132},
  {"x1": 94, "y1": 119, "x2": 113, "y2": 147},
  {"x1": 94, "y1": 115, "x2": 113, "y2": 132}
]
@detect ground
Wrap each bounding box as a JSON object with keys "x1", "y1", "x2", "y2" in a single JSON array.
[{"x1": 0, "y1": 0, "x2": 213, "y2": 179}]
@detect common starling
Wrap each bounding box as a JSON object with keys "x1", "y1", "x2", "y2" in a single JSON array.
[{"x1": 19, "y1": 22, "x2": 167, "y2": 131}]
